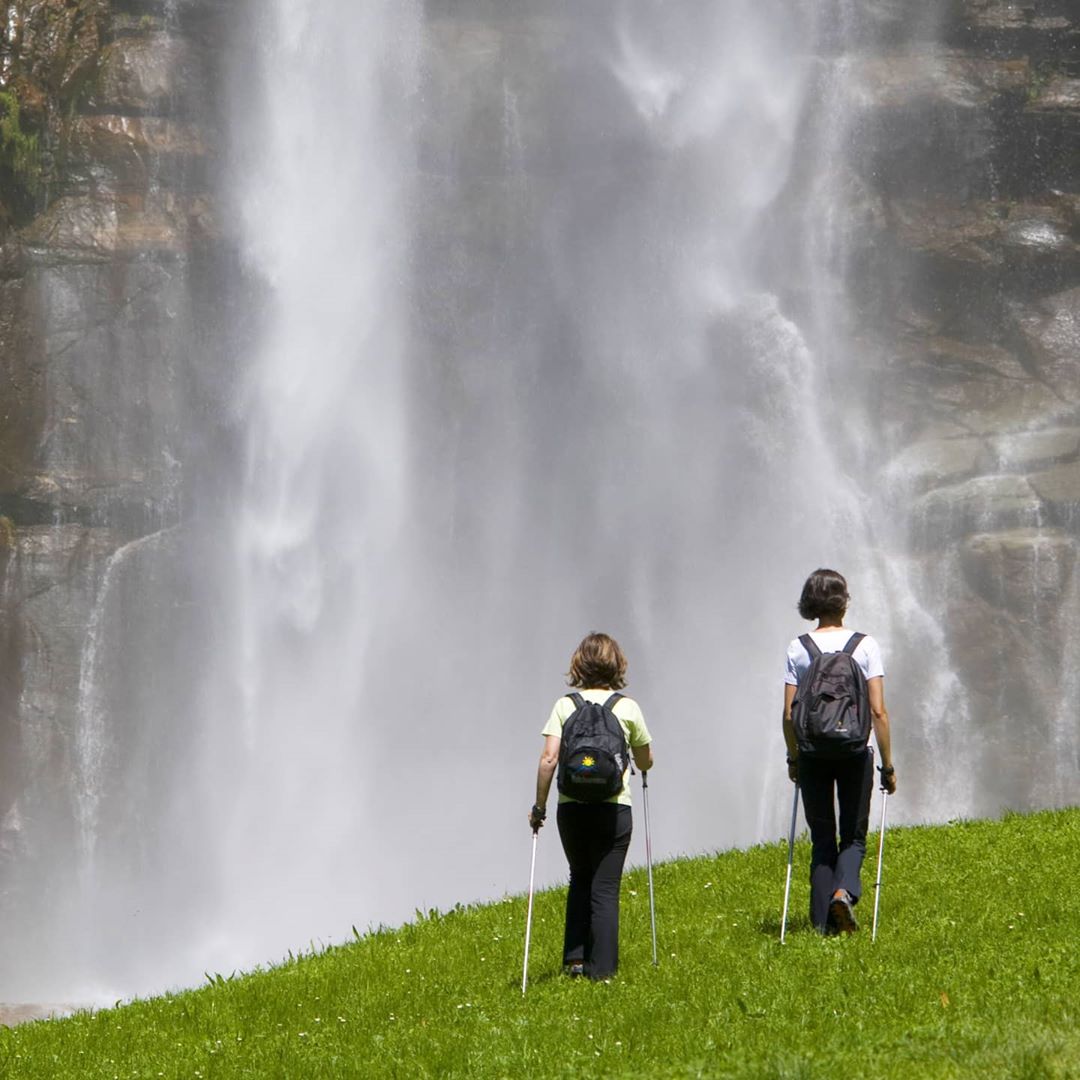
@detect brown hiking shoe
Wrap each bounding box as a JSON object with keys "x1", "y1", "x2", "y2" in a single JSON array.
[{"x1": 829, "y1": 889, "x2": 858, "y2": 934}]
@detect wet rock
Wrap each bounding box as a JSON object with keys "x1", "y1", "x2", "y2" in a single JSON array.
[
  {"x1": 844, "y1": 52, "x2": 1030, "y2": 196},
  {"x1": 87, "y1": 33, "x2": 203, "y2": 117},
  {"x1": 1015, "y1": 85, "x2": 1080, "y2": 194},
  {"x1": 0, "y1": 275, "x2": 45, "y2": 498},
  {"x1": 892, "y1": 200, "x2": 1003, "y2": 267},
  {"x1": 954, "y1": 1, "x2": 1075, "y2": 33},
  {"x1": 912, "y1": 472, "x2": 1043, "y2": 542},
  {"x1": 957, "y1": 2, "x2": 1031, "y2": 32},
  {"x1": 1, "y1": 523, "x2": 125, "y2": 836},
  {"x1": 884, "y1": 435, "x2": 987, "y2": 491},
  {"x1": 1029, "y1": 460, "x2": 1080, "y2": 526},
  {"x1": 7, "y1": 523, "x2": 123, "y2": 605},
  {"x1": 951, "y1": 523, "x2": 1078, "y2": 782},
  {"x1": 1, "y1": 250, "x2": 196, "y2": 527},
  {"x1": 987, "y1": 428, "x2": 1080, "y2": 471},
  {"x1": 832, "y1": 1, "x2": 944, "y2": 46},
  {"x1": 1010, "y1": 286, "x2": 1080, "y2": 401},
  {"x1": 1000, "y1": 203, "x2": 1079, "y2": 257},
  {"x1": 1028, "y1": 77, "x2": 1080, "y2": 111},
  {"x1": 19, "y1": 191, "x2": 217, "y2": 261},
  {"x1": 889, "y1": 335, "x2": 1070, "y2": 436},
  {"x1": 63, "y1": 115, "x2": 211, "y2": 192},
  {"x1": 960, "y1": 526, "x2": 1077, "y2": 613},
  {"x1": 845, "y1": 51, "x2": 1029, "y2": 110},
  {"x1": 109, "y1": 13, "x2": 169, "y2": 39},
  {"x1": 944, "y1": 577, "x2": 1066, "y2": 808},
  {"x1": 2, "y1": 0, "x2": 107, "y2": 105},
  {"x1": 891, "y1": 197, "x2": 1080, "y2": 268}
]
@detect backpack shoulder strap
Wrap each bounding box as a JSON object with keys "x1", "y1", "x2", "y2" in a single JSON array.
[
  {"x1": 603, "y1": 692, "x2": 623, "y2": 710},
  {"x1": 799, "y1": 634, "x2": 821, "y2": 661},
  {"x1": 842, "y1": 632, "x2": 866, "y2": 656},
  {"x1": 568, "y1": 692, "x2": 585, "y2": 710}
]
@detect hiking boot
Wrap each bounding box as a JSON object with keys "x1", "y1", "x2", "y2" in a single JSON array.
[{"x1": 829, "y1": 889, "x2": 858, "y2": 934}]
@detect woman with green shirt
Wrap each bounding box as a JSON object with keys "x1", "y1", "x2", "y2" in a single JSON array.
[{"x1": 528, "y1": 632, "x2": 654, "y2": 979}]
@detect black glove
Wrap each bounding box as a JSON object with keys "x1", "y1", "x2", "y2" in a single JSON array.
[{"x1": 529, "y1": 804, "x2": 547, "y2": 832}]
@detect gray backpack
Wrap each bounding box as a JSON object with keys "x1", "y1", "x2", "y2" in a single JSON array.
[{"x1": 792, "y1": 634, "x2": 871, "y2": 758}]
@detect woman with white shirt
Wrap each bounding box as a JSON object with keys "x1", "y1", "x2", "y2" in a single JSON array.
[{"x1": 782, "y1": 569, "x2": 896, "y2": 935}]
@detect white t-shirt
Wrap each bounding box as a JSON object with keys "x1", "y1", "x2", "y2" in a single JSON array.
[{"x1": 784, "y1": 629, "x2": 885, "y2": 686}]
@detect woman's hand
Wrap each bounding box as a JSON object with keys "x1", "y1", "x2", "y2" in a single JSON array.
[
  {"x1": 528, "y1": 804, "x2": 547, "y2": 832},
  {"x1": 879, "y1": 765, "x2": 897, "y2": 795}
]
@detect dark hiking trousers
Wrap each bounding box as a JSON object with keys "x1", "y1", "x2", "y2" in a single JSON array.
[
  {"x1": 798, "y1": 748, "x2": 874, "y2": 932},
  {"x1": 556, "y1": 802, "x2": 632, "y2": 979}
]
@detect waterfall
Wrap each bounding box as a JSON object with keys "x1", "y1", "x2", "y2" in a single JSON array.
[
  {"x1": 212, "y1": 0, "x2": 884, "y2": 960},
  {"x1": 193, "y1": 0, "x2": 424, "y2": 970},
  {"x1": 75, "y1": 528, "x2": 177, "y2": 862},
  {"x1": 193, "y1": 0, "x2": 971, "y2": 981}
]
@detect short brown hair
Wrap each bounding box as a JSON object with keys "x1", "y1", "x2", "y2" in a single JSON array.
[
  {"x1": 798, "y1": 568, "x2": 850, "y2": 620},
  {"x1": 567, "y1": 632, "x2": 628, "y2": 690}
]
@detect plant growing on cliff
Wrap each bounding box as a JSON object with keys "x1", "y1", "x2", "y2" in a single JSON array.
[{"x1": 0, "y1": 89, "x2": 41, "y2": 197}]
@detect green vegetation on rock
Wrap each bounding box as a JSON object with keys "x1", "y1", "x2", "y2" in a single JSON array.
[
  {"x1": 2, "y1": 807, "x2": 1079, "y2": 1077},
  {"x1": 0, "y1": 89, "x2": 41, "y2": 197}
]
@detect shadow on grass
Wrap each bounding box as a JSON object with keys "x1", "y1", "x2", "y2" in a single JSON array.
[
  {"x1": 512, "y1": 969, "x2": 566, "y2": 992},
  {"x1": 759, "y1": 913, "x2": 814, "y2": 937},
  {"x1": 515, "y1": 967, "x2": 618, "y2": 991}
]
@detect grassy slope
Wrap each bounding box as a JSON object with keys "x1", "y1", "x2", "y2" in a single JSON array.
[{"x1": 2, "y1": 807, "x2": 1079, "y2": 1079}]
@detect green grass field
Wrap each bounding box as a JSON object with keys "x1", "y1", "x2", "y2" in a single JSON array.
[{"x1": 2, "y1": 807, "x2": 1079, "y2": 1078}]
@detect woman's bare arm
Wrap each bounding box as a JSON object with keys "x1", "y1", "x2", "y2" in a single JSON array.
[
  {"x1": 531, "y1": 734, "x2": 562, "y2": 825},
  {"x1": 867, "y1": 676, "x2": 896, "y2": 794}
]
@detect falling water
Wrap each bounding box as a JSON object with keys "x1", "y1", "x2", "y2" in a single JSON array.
[
  {"x1": 192, "y1": 0, "x2": 424, "y2": 973},
  {"x1": 75, "y1": 528, "x2": 178, "y2": 861},
  {"x1": 210, "y1": 0, "x2": 905, "y2": 961}
]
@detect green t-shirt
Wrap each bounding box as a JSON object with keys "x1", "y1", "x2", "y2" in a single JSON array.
[{"x1": 542, "y1": 689, "x2": 652, "y2": 807}]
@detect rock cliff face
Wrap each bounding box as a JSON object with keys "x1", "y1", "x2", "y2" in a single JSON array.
[
  {"x1": 0, "y1": 0, "x2": 231, "y2": 872},
  {"x1": 838, "y1": 1, "x2": 1080, "y2": 804}
]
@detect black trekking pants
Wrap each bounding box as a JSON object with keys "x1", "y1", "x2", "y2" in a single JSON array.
[
  {"x1": 556, "y1": 802, "x2": 632, "y2": 980},
  {"x1": 798, "y1": 748, "x2": 874, "y2": 932}
]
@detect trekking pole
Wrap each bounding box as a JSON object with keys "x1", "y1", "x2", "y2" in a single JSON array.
[
  {"x1": 871, "y1": 786, "x2": 889, "y2": 943},
  {"x1": 642, "y1": 770, "x2": 658, "y2": 966},
  {"x1": 522, "y1": 826, "x2": 539, "y2": 995},
  {"x1": 780, "y1": 782, "x2": 799, "y2": 944}
]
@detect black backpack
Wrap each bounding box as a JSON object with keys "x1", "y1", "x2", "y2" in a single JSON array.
[
  {"x1": 792, "y1": 633, "x2": 871, "y2": 758},
  {"x1": 557, "y1": 692, "x2": 630, "y2": 803}
]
